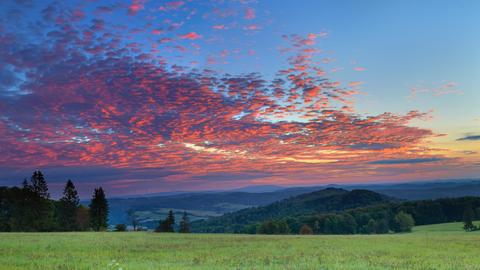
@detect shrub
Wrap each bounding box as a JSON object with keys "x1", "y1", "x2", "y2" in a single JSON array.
[
  {"x1": 299, "y1": 224, "x2": 313, "y2": 235},
  {"x1": 392, "y1": 212, "x2": 415, "y2": 232},
  {"x1": 114, "y1": 224, "x2": 127, "y2": 231}
]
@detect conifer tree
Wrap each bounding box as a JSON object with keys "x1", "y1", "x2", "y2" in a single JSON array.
[
  {"x1": 21, "y1": 171, "x2": 53, "y2": 231},
  {"x1": 179, "y1": 211, "x2": 190, "y2": 233},
  {"x1": 89, "y1": 187, "x2": 109, "y2": 231},
  {"x1": 155, "y1": 210, "x2": 175, "y2": 232},
  {"x1": 165, "y1": 210, "x2": 175, "y2": 232},
  {"x1": 30, "y1": 170, "x2": 49, "y2": 199},
  {"x1": 59, "y1": 180, "x2": 80, "y2": 231}
]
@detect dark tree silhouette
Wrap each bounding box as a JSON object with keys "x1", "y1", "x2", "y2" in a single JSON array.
[
  {"x1": 114, "y1": 224, "x2": 127, "y2": 231},
  {"x1": 89, "y1": 187, "x2": 109, "y2": 231},
  {"x1": 75, "y1": 205, "x2": 90, "y2": 231},
  {"x1": 156, "y1": 210, "x2": 175, "y2": 232},
  {"x1": 30, "y1": 170, "x2": 50, "y2": 199},
  {"x1": 257, "y1": 220, "x2": 290, "y2": 234},
  {"x1": 463, "y1": 205, "x2": 477, "y2": 232},
  {"x1": 20, "y1": 171, "x2": 53, "y2": 231},
  {"x1": 58, "y1": 180, "x2": 80, "y2": 231},
  {"x1": 179, "y1": 211, "x2": 191, "y2": 233},
  {"x1": 165, "y1": 210, "x2": 175, "y2": 232}
]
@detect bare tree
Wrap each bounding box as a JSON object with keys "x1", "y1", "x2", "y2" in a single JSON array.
[{"x1": 127, "y1": 209, "x2": 139, "y2": 231}]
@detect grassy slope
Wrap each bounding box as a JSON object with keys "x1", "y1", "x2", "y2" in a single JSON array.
[
  {"x1": 413, "y1": 221, "x2": 480, "y2": 233},
  {"x1": 1, "y1": 224, "x2": 480, "y2": 270}
]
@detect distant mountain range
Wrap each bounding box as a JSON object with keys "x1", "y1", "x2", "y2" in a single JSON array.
[
  {"x1": 106, "y1": 179, "x2": 480, "y2": 228},
  {"x1": 346, "y1": 180, "x2": 480, "y2": 200}
]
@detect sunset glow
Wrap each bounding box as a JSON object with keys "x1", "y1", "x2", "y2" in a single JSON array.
[{"x1": 0, "y1": 0, "x2": 479, "y2": 196}]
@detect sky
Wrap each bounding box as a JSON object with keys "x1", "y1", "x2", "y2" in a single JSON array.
[{"x1": 0, "y1": 0, "x2": 479, "y2": 197}]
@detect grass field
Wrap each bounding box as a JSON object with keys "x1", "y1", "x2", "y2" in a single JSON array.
[{"x1": 1, "y1": 222, "x2": 479, "y2": 270}]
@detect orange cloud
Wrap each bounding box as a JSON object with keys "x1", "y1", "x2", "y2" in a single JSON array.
[{"x1": 180, "y1": 32, "x2": 202, "y2": 40}]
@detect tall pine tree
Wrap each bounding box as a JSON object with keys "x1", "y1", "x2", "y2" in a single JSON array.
[
  {"x1": 155, "y1": 210, "x2": 175, "y2": 232},
  {"x1": 30, "y1": 170, "x2": 49, "y2": 199},
  {"x1": 21, "y1": 171, "x2": 53, "y2": 231},
  {"x1": 165, "y1": 210, "x2": 175, "y2": 232},
  {"x1": 58, "y1": 180, "x2": 80, "y2": 231},
  {"x1": 89, "y1": 187, "x2": 109, "y2": 231}
]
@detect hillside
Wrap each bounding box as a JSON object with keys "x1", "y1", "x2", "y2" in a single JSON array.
[
  {"x1": 412, "y1": 222, "x2": 480, "y2": 234},
  {"x1": 107, "y1": 187, "x2": 323, "y2": 227},
  {"x1": 106, "y1": 180, "x2": 480, "y2": 228},
  {"x1": 192, "y1": 188, "x2": 392, "y2": 233}
]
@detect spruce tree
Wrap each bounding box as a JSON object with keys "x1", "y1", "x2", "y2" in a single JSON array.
[
  {"x1": 179, "y1": 211, "x2": 190, "y2": 233},
  {"x1": 22, "y1": 171, "x2": 53, "y2": 231},
  {"x1": 59, "y1": 180, "x2": 80, "y2": 231},
  {"x1": 89, "y1": 187, "x2": 109, "y2": 231},
  {"x1": 30, "y1": 170, "x2": 49, "y2": 199},
  {"x1": 155, "y1": 210, "x2": 175, "y2": 232},
  {"x1": 165, "y1": 210, "x2": 175, "y2": 232}
]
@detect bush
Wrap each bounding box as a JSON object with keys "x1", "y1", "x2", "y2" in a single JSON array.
[
  {"x1": 392, "y1": 212, "x2": 415, "y2": 232},
  {"x1": 114, "y1": 224, "x2": 127, "y2": 231},
  {"x1": 257, "y1": 220, "x2": 290, "y2": 234},
  {"x1": 299, "y1": 224, "x2": 313, "y2": 235}
]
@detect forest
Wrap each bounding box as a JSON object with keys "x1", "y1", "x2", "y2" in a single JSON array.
[{"x1": 0, "y1": 170, "x2": 108, "y2": 232}]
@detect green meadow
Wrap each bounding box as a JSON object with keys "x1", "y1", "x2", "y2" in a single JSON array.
[{"x1": 0, "y1": 222, "x2": 479, "y2": 270}]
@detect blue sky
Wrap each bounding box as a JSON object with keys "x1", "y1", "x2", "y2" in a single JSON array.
[{"x1": 0, "y1": 0, "x2": 478, "y2": 197}]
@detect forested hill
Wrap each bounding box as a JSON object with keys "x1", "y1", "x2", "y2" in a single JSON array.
[{"x1": 192, "y1": 188, "x2": 393, "y2": 233}]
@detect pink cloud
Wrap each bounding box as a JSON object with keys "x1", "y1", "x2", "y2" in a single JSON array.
[
  {"x1": 408, "y1": 81, "x2": 462, "y2": 99},
  {"x1": 0, "y1": 1, "x2": 462, "y2": 191},
  {"x1": 245, "y1": 8, "x2": 255, "y2": 20},
  {"x1": 349, "y1": 81, "x2": 364, "y2": 87},
  {"x1": 128, "y1": 0, "x2": 144, "y2": 16},
  {"x1": 180, "y1": 32, "x2": 202, "y2": 40}
]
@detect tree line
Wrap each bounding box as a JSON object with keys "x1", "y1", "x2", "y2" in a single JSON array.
[
  {"x1": 113, "y1": 209, "x2": 192, "y2": 233},
  {"x1": 152, "y1": 210, "x2": 191, "y2": 233},
  {"x1": 0, "y1": 170, "x2": 108, "y2": 232},
  {"x1": 194, "y1": 195, "x2": 480, "y2": 234},
  {"x1": 245, "y1": 210, "x2": 414, "y2": 235},
  {"x1": 253, "y1": 198, "x2": 480, "y2": 235}
]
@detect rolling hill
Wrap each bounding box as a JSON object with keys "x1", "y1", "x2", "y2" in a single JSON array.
[
  {"x1": 107, "y1": 186, "x2": 323, "y2": 227},
  {"x1": 103, "y1": 179, "x2": 480, "y2": 228},
  {"x1": 192, "y1": 188, "x2": 393, "y2": 233}
]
